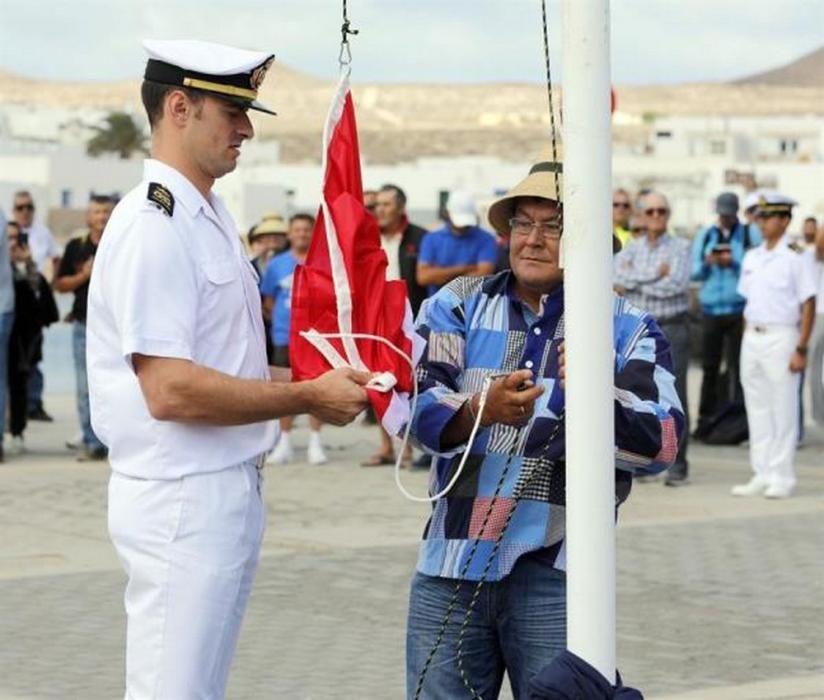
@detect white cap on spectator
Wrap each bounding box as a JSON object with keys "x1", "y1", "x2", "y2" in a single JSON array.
[
  {"x1": 743, "y1": 191, "x2": 763, "y2": 213},
  {"x1": 446, "y1": 190, "x2": 478, "y2": 227}
]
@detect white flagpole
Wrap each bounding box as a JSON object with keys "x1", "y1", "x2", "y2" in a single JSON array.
[{"x1": 562, "y1": 0, "x2": 616, "y2": 682}]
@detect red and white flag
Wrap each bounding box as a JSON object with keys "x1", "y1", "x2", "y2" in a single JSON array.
[{"x1": 289, "y1": 71, "x2": 424, "y2": 436}]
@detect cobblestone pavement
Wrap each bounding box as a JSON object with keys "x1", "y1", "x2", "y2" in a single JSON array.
[{"x1": 1, "y1": 392, "x2": 823, "y2": 699}]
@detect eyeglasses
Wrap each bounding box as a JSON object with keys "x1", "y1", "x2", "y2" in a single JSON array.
[
  {"x1": 14, "y1": 203, "x2": 34, "y2": 212},
  {"x1": 630, "y1": 227, "x2": 647, "y2": 234},
  {"x1": 509, "y1": 217, "x2": 562, "y2": 240},
  {"x1": 644, "y1": 208, "x2": 668, "y2": 217},
  {"x1": 612, "y1": 201, "x2": 631, "y2": 209}
]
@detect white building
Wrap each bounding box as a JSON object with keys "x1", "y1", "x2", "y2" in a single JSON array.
[
  {"x1": 2, "y1": 110, "x2": 822, "y2": 238},
  {"x1": 613, "y1": 115, "x2": 824, "y2": 233}
]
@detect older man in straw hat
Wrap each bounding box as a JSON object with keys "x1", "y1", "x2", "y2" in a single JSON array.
[{"x1": 405, "y1": 152, "x2": 685, "y2": 699}]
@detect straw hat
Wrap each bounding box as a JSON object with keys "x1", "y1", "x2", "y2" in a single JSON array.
[
  {"x1": 487, "y1": 148, "x2": 563, "y2": 237},
  {"x1": 252, "y1": 211, "x2": 289, "y2": 238},
  {"x1": 487, "y1": 148, "x2": 622, "y2": 253}
]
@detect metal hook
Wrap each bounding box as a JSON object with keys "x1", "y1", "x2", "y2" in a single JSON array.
[{"x1": 338, "y1": 40, "x2": 353, "y2": 67}]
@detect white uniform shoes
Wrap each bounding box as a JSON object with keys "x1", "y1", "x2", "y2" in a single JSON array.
[
  {"x1": 267, "y1": 433, "x2": 294, "y2": 465},
  {"x1": 731, "y1": 477, "x2": 768, "y2": 497},
  {"x1": 763, "y1": 483, "x2": 794, "y2": 499},
  {"x1": 266, "y1": 432, "x2": 328, "y2": 466},
  {"x1": 731, "y1": 477, "x2": 793, "y2": 498},
  {"x1": 307, "y1": 432, "x2": 328, "y2": 465}
]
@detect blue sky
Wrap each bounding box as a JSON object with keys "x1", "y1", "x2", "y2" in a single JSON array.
[{"x1": 1, "y1": 0, "x2": 821, "y2": 85}]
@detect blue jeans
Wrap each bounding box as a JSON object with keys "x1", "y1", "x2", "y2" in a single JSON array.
[
  {"x1": 406, "y1": 556, "x2": 567, "y2": 700},
  {"x1": 0, "y1": 310, "x2": 14, "y2": 446},
  {"x1": 73, "y1": 322, "x2": 104, "y2": 450},
  {"x1": 27, "y1": 364, "x2": 43, "y2": 411}
]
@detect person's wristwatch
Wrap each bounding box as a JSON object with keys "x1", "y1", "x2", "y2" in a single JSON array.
[{"x1": 796, "y1": 345, "x2": 808, "y2": 356}]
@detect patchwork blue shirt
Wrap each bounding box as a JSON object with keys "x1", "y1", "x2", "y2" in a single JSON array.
[{"x1": 410, "y1": 271, "x2": 684, "y2": 581}]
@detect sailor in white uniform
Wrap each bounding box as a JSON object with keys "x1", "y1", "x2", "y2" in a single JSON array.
[
  {"x1": 732, "y1": 193, "x2": 817, "y2": 499},
  {"x1": 86, "y1": 39, "x2": 371, "y2": 699}
]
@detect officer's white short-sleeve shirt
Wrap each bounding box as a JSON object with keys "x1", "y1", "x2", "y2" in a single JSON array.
[
  {"x1": 87, "y1": 159, "x2": 278, "y2": 479},
  {"x1": 738, "y1": 237, "x2": 818, "y2": 326}
]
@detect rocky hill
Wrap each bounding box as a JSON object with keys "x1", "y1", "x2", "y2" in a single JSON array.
[
  {"x1": 733, "y1": 45, "x2": 824, "y2": 87},
  {"x1": 2, "y1": 45, "x2": 823, "y2": 164}
]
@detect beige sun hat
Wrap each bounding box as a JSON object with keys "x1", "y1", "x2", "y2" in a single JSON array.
[
  {"x1": 487, "y1": 147, "x2": 563, "y2": 237},
  {"x1": 252, "y1": 211, "x2": 289, "y2": 237},
  {"x1": 487, "y1": 147, "x2": 622, "y2": 253}
]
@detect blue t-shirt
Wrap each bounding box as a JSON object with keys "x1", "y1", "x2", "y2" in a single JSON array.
[
  {"x1": 260, "y1": 251, "x2": 299, "y2": 346},
  {"x1": 418, "y1": 224, "x2": 499, "y2": 296}
]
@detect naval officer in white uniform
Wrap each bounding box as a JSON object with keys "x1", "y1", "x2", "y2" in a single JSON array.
[
  {"x1": 732, "y1": 193, "x2": 817, "y2": 499},
  {"x1": 86, "y1": 40, "x2": 371, "y2": 699}
]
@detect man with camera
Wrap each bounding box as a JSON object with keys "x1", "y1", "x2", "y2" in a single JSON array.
[
  {"x1": 690, "y1": 192, "x2": 761, "y2": 440},
  {"x1": 0, "y1": 210, "x2": 15, "y2": 462},
  {"x1": 11, "y1": 190, "x2": 61, "y2": 422},
  {"x1": 6, "y1": 221, "x2": 59, "y2": 455},
  {"x1": 53, "y1": 194, "x2": 115, "y2": 461}
]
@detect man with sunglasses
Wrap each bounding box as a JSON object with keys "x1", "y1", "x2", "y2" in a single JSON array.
[
  {"x1": 11, "y1": 191, "x2": 61, "y2": 422},
  {"x1": 11, "y1": 192, "x2": 61, "y2": 278},
  {"x1": 614, "y1": 191, "x2": 692, "y2": 486},
  {"x1": 732, "y1": 193, "x2": 817, "y2": 499}
]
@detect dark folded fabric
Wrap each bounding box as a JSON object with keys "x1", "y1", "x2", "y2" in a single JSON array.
[{"x1": 528, "y1": 650, "x2": 643, "y2": 699}]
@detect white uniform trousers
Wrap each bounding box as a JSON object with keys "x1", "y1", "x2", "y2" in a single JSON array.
[
  {"x1": 740, "y1": 326, "x2": 800, "y2": 491},
  {"x1": 108, "y1": 460, "x2": 265, "y2": 700}
]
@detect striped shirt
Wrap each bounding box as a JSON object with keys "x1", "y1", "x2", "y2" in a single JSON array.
[
  {"x1": 410, "y1": 271, "x2": 684, "y2": 581},
  {"x1": 614, "y1": 232, "x2": 691, "y2": 321}
]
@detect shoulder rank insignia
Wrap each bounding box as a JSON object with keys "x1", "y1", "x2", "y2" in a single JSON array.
[{"x1": 147, "y1": 182, "x2": 175, "y2": 216}]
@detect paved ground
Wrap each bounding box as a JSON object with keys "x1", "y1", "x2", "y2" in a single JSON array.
[{"x1": 1, "y1": 384, "x2": 823, "y2": 700}]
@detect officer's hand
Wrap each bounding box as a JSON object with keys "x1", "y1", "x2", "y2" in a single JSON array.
[
  {"x1": 308, "y1": 368, "x2": 371, "y2": 426},
  {"x1": 481, "y1": 369, "x2": 544, "y2": 428},
  {"x1": 789, "y1": 351, "x2": 807, "y2": 374},
  {"x1": 657, "y1": 262, "x2": 671, "y2": 278},
  {"x1": 718, "y1": 251, "x2": 733, "y2": 267},
  {"x1": 81, "y1": 258, "x2": 94, "y2": 279}
]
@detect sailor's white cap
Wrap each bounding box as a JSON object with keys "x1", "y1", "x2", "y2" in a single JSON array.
[
  {"x1": 143, "y1": 39, "x2": 276, "y2": 115},
  {"x1": 755, "y1": 191, "x2": 798, "y2": 215}
]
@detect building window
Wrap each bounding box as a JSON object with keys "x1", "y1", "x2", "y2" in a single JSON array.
[
  {"x1": 780, "y1": 139, "x2": 798, "y2": 155},
  {"x1": 61, "y1": 189, "x2": 72, "y2": 208},
  {"x1": 710, "y1": 140, "x2": 726, "y2": 155}
]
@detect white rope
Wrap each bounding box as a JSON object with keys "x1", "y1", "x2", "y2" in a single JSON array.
[{"x1": 299, "y1": 330, "x2": 491, "y2": 503}]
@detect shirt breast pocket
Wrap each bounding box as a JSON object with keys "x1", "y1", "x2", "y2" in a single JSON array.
[
  {"x1": 200, "y1": 260, "x2": 244, "y2": 320},
  {"x1": 766, "y1": 261, "x2": 793, "y2": 293}
]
